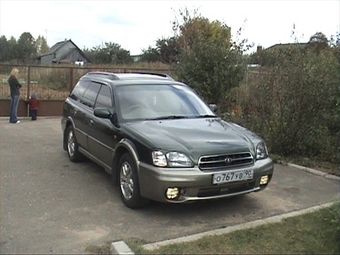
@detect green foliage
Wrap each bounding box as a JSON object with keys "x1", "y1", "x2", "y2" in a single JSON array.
[
  {"x1": 0, "y1": 33, "x2": 49, "y2": 63},
  {"x1": 229, "y1": 46, "x2": 339, "y2": 162},
  {"x1": 139, "y1": 46, "x2": 161, "y2": 63},
  {"x1": 172, "y1": 8, "x2": 249, "y2": 105},
  {"x1": 135, "y1": 203, "x2": 339, "y2": 254},
  {"x1": 17, "y1": 32, "x2": 36, "y2": 63},
  {"x1": 35, "y1": 35, "x2": 49, "y2": 55},
  {"x1": 84, "y1": 42, "x2": 133, "y2": 65},
  {"x1": 156, "y1": 37, "x2": 179, "y2": 64},
  {"x1": 0, "y1": 36, "x2": 10, "y2": 61},
  {"x1": 139, "y1": 37, "x2": 179, "y2": 64}
]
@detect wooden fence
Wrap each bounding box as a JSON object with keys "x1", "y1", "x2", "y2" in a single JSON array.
[{"x1": 0, "y1": 64, "x2": 174, "y2": 117}]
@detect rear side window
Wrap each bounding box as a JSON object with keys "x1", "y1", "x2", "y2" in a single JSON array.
[
  {"x1": 70, "y1": 80, "x2": 90, "y2": 100},
  {"x1": 95, "y1": 85, "x2": 112, "y2": 108},
  {"x1": 81, "y1": 81, "x2": 101, "y2": 108}
]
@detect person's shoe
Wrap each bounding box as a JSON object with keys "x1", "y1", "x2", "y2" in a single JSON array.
[{"x1": 15, "y1": 120, "x2": 20, "y2": 124}]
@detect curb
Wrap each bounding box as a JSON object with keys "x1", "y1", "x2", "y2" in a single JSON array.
[
  {"x1": 288, "y1": 163, "x2": 340, "y2": 181},
  {"x1": 142, "y1": 201, "x2": 337, "y2": 251},
  {"x1": 111, "y1": 163, "x2": 339, "y2": 254},
  {"x1": 111, "y1": 241, "x2": 135, "y2": 255}
]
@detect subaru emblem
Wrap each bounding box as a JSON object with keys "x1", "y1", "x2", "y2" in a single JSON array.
[{"x1": 225, "y1": 157, "x2": 233, "y2": 164}]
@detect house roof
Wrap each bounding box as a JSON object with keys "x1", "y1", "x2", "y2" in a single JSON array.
[
  {"x1": 265, "y1": 43, "x2": 308, "y2": 51},
  {"x1": 39, "y1": 39, "x2": 91, "y2": 63}
]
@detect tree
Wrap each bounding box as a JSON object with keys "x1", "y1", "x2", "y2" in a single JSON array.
[
  {"x1": 7, "y1": 36, "x2": 19, "y2": 61},
  {"x1": 307, "y1": 32, "x2": 329, "y2": 53},
  {"x1": 139, "y1": 46, "x2": 161, "y2": 63},
  {"x1": 85, "y1": 42, "x2": 132, "y2": 64},
  {"x1": 17, "y1": 32, "x2": 36, "y2": 63},
  {"x1": 35, "y1": 35, "x2": 49, "y2": 55},
  {"x1": 172, "y1": 8, "x2": 249, "y2": 106},
  {"x1": 0, "y1": 36, "x2": 10, "y2": 62},
  {"x1": 156, "y1": 37, "x2": 179, "y2": 64}
]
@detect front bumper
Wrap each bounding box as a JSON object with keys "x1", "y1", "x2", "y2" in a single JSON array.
[{"x1": 138, "y1": 158, "x2": 274, "y2": 203}]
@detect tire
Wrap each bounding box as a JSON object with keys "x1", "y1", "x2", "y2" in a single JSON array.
[
  {"x1": 118, "y1": 153, "x2": 150, "y2": 209},
  {"x1": 66, "y1": 125, "x2": 84, "y2": 162}
]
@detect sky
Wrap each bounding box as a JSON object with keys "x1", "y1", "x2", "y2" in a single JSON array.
[{"x1": 0, "y1": 0, "x2": 339, "y2": 55}]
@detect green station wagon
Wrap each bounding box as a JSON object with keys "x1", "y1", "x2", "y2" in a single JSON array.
[{"x1": 61, "y1": 71, "x2": 274, "y2": 209}]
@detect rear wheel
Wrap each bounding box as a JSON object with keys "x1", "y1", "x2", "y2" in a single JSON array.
[
  {"x1": 66, "y1": 125, "x2": 84, "y2": 162},
  {"x1": 118, "y1": 153, "x2": 150, "y2": 209}
]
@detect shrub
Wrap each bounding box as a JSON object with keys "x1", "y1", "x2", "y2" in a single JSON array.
[{"x1": 226, "y1": 46, "x2": 339, "y2": 162}]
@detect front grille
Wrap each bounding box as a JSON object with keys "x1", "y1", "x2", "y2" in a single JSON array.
[{"x1": 199, "y1": 152, "x2": 254, "y2": 171}]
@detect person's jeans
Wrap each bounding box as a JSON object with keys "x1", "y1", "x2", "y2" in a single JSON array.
[
  {"x1": 30, "y1": 109, "x2": 37, "y2": 120},
  {"x1": 9, "y1": 95, "x2": 20, "y2": 123}
]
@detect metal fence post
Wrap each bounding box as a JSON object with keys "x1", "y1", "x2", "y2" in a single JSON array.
[
  {"x1": 69, "y1": 67, "x2": 74, "y2": 92},
  {"x1": 26, "y1": 65, "x2": 31, "y2": 116},
  {"x1": 27, "y1": 65, "x2": 31, "y2": 99}
]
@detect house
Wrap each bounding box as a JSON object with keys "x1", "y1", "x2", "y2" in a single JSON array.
[
  {"x1": 265, "y1": 42, "x2": 308, "y2": 52},
  {"x1": 131, "y1": 54, "x2": 142, "y2": 62},
  {"x1": 251, "y1": 43, "x2": 308, "y2": 66},
  {"x1": 37, "y1": 39, "x2": 91, "y2": 65}
]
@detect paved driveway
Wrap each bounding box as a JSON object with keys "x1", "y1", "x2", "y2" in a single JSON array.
[{"x1": 1, "y1": 118, "x2": 338, "y2": 254}]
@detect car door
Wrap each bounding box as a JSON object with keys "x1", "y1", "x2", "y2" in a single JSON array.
[
  {"x1": 68, "y1": 80, "x2": 91, "y2": 150},
  {"x1": 88, "y1": 83, "x2": 118, "y2": 168},
  {"x1": 79, "y1": 80, "x2": 101, "y2": 153}
]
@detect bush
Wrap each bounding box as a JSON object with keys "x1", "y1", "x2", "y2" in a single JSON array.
[{"x1": 226, "y1": 46, "x2": 339, "y2": 162}]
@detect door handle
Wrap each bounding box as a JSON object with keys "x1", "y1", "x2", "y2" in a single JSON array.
[{"x1": 89, "y1": 119, "x2": 94, "y2": 126}]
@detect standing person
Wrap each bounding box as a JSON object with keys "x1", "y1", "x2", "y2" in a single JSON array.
[
  {"x1": 8, "y1": 68, "x2": 22, "y2": 124},
  {"x1": 26, "y1": 92, "x2": 39, "y2": 120}
]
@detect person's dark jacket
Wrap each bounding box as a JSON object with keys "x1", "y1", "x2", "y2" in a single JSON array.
[{"x1": 8, "y1": 75, "x2": 22, "y2": 96}]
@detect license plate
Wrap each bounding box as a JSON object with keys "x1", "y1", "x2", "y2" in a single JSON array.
[{"x1": 212, "y1": 169, "x2": 253, "y2": 184}]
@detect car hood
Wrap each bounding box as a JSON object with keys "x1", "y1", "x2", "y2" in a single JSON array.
[{"x1": 124, "y1": 118, "x2": 260, "y2": 160}]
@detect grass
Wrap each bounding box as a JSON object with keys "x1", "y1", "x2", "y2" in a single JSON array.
[
  {"x1": 85, "y1": 202, "x2": 339, "y2": 254},
  {"x1": 270, "y1": 154, "x2": 339, "y2": 177},
  {"x1": 134, "y1": 202, "x2": 340, "y2": 254}
]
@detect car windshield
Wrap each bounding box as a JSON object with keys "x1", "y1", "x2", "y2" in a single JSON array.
[{"x1": 116, "y1": 84, "x2": 216, "y2": 121}]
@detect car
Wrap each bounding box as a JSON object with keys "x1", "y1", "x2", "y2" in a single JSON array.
[{"x1": 61, "y1": 71, "x2": 274, "y2": 209}]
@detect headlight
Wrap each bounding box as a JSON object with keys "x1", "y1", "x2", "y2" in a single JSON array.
[
  {"x1": 256, "y1": 142, "x2": 268, "y2": 160},
  {"x1": 152, "y1": 151, "x2": 193, "y2": 167},
  {"x1": 166, "y1": 152, "x2": 193, "y2": 167}
]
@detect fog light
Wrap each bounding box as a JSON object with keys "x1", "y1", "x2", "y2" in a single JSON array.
[
  {"x1": 260, "y1": 175, "x2": 269, "y2": 185},
  {"x1": 166, "y1": 187, "x2": 179, "y2": 200}
]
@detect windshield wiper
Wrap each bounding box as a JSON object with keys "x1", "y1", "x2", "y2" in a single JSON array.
[
  {"x1": 146, "y1": 115, "x2": 189, "y2": 120},
  {"x1": 194, "y1": 114, "x2": 217, "y2": 118}
]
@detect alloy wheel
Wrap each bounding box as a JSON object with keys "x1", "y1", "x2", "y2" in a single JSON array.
[{"x1": 120, "y1": 162, "x2": 134, "y2": 200}]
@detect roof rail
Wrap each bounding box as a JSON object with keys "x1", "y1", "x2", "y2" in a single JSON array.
[
  {"x1": 128, "y1": 71, "x2": 174, "y2": 80},
  {"x1": 86, "y1": 71, "x2": 119, "y2": 80}
]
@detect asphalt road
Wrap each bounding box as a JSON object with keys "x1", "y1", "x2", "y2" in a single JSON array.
[{"x1": 1, "y1": 117, "x2": 339, "y2": 254}]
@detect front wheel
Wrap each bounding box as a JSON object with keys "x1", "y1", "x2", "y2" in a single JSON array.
[
  {"x1": 118, "y1": 153, "x2": 150, "y2": 209},
  {"x1": 66, "y1": 125, "x2": 84, "y2": 162}
]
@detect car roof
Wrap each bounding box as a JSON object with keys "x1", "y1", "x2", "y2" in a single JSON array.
[
  {"x1": 84, "y1": 71, "x2": 173, "y2": 80},
  {"x1": 81, "y1": 71, "x2": 185, "y2": 87}
]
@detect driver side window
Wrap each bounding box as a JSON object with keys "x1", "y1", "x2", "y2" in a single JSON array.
[{"x1": 95, "y1": 85, "x2": 112, "y2": 109}]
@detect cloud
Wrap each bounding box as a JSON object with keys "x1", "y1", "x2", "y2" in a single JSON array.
[{"x1": 0, "y1": 0, "x2": 339, "y2": 55}]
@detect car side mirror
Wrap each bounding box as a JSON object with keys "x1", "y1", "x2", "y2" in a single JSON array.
[
  {"x1": 94, "y1": 107, "x2": 120, "y2": 128},
  {"x1": 209, "y1": 104, "x2": 217, "y2": 113},
  {"x1": 94, "y1": 107, "x2": 111, "y2": 118}
]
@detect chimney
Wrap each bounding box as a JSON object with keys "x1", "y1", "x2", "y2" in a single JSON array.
[{"x1": 257, "y1": 46, "x2": 263, "y2": 54}]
